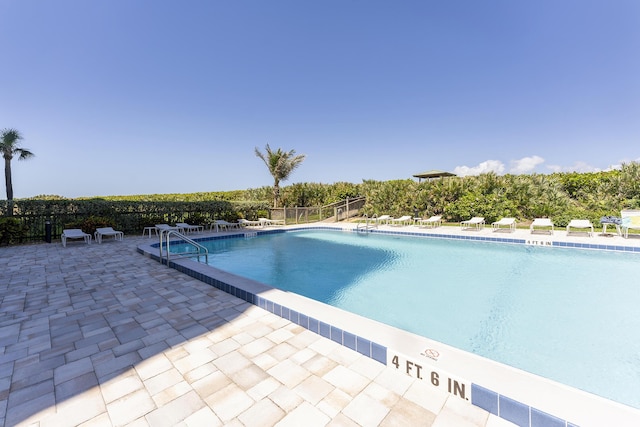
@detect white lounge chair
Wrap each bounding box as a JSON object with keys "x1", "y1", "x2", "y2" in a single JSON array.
[
  {"x1": 460, "y1": 217, "x2": 485, "y2": 230},
  {"x1": 61, "y1": 229, "x2": 91, "y2": 247},
  {"x1": 238, "y1": 218, "x2": 263, "y2": 227},
  {"x1": 418, "y1": 215, "x2": 442, "y2": 228},
  {"x1": 530, "y1": 218, "x2": 554, "y2": 234},
  {"x1": 259, "y1": 217, "x2": 285, "y2": 226},
  {"x1": 155, "y1": 224, "x2": 181, "y2": 234},
  {"x1": 492, "y1": 217, "x2": 516, "y2": 232},
  {"x1": 621, "y1": 210, "x2": 640, "y2": 238},
  {"x1": 371, "y1": 214, "x2": 391, "y2": 225},
  {"x1": 566, "y1": 219, "x2": 594, "y2": 237},
  {"x1": 390, "y1": 215, "x2": 413, "y2": 226},
  {"x1": 94, "y1": 227, "x2": 124, "y2": 243},
  {"x1": 176, "y1": 222, "x2": 204, "y2": 234},
  {"x1": 212, "y1": 220, "x2": 241, "y2": 232}
]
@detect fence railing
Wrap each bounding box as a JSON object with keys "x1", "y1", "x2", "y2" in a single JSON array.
[{"x1": 269, "y1": 197, "x2": 366, "y2": 224}]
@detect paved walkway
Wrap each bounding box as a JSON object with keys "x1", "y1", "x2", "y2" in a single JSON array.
[{"x1": 0, "y1": 235, "x2": 513, "y2": 427}]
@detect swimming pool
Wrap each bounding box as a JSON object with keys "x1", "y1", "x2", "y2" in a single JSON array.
[{"x1": 172, "y1": 229, "x2": 640, "y2": 410}]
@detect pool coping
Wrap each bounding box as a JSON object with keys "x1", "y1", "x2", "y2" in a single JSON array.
[{"x1": 137, "y1": 224, "x2": 640, "y2": 427}]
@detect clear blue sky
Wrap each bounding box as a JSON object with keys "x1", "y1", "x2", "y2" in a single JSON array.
[{"x1": 2, "y1": 0, "x2": 639, "y2": 199}]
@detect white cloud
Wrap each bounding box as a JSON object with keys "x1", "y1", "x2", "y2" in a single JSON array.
[
  {"x1": 545, "y1": 161, "x2": 601, "y2": 173},
  {"x1": 453, "y1": 160, "x2": 505, "y2": 176},
  {"x1": 509, "y1": 155, "x2": 545, "y2": 174}
]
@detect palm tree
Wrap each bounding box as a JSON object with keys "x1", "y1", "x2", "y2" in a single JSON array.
[
  {"x1": 1, "y1": 128, "x2": 34, "y2": 200},
  {"x1": 255, "y1": 144, "x2": 306, "y2": 208}
]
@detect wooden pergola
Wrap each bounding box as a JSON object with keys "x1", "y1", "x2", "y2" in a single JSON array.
[{"x1": 412, "y1": 169, "x2": 457, "y2": 182}]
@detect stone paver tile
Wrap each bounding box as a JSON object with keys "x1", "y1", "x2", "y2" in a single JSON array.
[
  {"x1": 42, "y1": 386, "x2": 106, "y2": 427},
  {"x1": 266, "y1": 342, "x2": 297, "y2": 361},
  {"x1": 228, "y1": 363, "x2": 269, "y2": 391},
  {"x1": 184, "y1": 407, "x2": 223, "y2": 427},
  {"x1": 204, "y1": 383, "x2": 255, "y2": 422},
  {"x1": 151, "y1": 381, "x2": 192, "y2": 406},
  {"x1": 266, "y1": 328, "x2": 295, "y2": 344},
  {"x1": 326, "y1": 413, "x2": 360, "y2": 427},
  {"x1": 78, "y1": 412, "x2": 113, "y2": 427},
  {"x1": 303, "y1": 353, "x2": 338, "y2": 377},
  {"x1": 274, "y1": 401, "x2": 330, "y2": 427},
  {"x1": 294, "y1": 375, "x2": 334, "y2": 405},
  {"x1": 173, "y1": 348, "x2": 216, "y2": 374},
  {"x1": 288, "y1": 347, "x2": 316, "y2": 366},
  {"x1": 145, "y1": 390, "x2": 205, "y2": 427},
  {"x1": 327, "y1": 344, "x2": 362, "y2": 366},
  {"x1": 267, "y1": 385, "x2": 304, "y2": 413},
  {"x1": 238, "y1": 337, "x2": 275, "y2": 359},
  {"x1": 486, "y1": 414, "x2": 519, "y2": 427},
  {"x1": 348, "y1": 354, "x2": 386, "y2": 380},
  {"x1": 323, "y1": 365, "x2": 370, "y2": 397},
  {"x1": 106, "y1": 388, "x2": 156, "y2": 426},
  {"x1": 379, "y1": 397, "x2": 437, "y2": 427},
  {"x1": 317, "y1": 388, "x2": 352, "y2": 419},
  {"x1": 55, "y1": 371, "x2": 99, "y2": 402},
  {"x1": 134, "y1": 353, "x2": 173, "y2": 381},
  {"x1": 54, "y1": 357, "x2": 94, "y2": 386},
  {"x1": 143, "y1": 368, "x2": 184, "y2": 396},
  {"x1": 191, "y1": 370, "x2": 232, "y2": 399},
  {"x1": 247, "y1": 377, "x2": 281, "y2": 401},
  {"x1": 342, "y1": 393, "x2": 390, "y2": 426},
  {"x1": 362, "y1": 381, "x2": 401, "y2": 408},
  {"x1": 250, "y1": 352, "x2": 279, "y2": 371},
  {"x1": 100, "y1": 372, "x2": 144, "y2": 404},
  {"x1": 209, "y1": 338, "x2": 240, "y2": 357},
  {"x1": 212, "y1": 351, "x2": 252, "y2": 376},
  {"x1": 183, "y1": 362, "x2": 218, "y2": 383},
  {"x1": 267, "y1": 359, "x2": 311, "y2": 389},
  {"x1": 237, "y1": 397, "x2": 285, "y2": 427},
  {"x1": 402, "y1": 376, "x2": 449, "y2": 414},
  {"x1": 373, "y1": 367, "x2": 415, "y2": 396},
  {"x1": 5, "y1": 392, "x2": 56, "y2": 426},
  {"x1": 432, "y1": 396, "x2": 489, "y2": 427}
]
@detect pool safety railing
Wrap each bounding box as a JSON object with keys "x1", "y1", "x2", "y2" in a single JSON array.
[
  {"x1": 158, "y1": 229, "x2": 209, "y2": 264},
  {"x1": 357, "y1": 214, "x2": 377, "y2": 232}
]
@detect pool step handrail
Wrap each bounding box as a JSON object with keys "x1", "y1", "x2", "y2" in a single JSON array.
[
  {"x1": 158, "y1": 229, "x2": 209, "y2": 264},
  {"x1": 357, "y1": 214, "x2": 375, "y2": 232}
]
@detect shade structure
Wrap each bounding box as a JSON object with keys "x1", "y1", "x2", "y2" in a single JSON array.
[{"x1": 412, "y1": 170, "x2": 456, "y2": 182}]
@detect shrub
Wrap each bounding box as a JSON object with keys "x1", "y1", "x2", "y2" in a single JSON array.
[{"x1": 0, "y1": 217, "x2": 29, "y2": 245}]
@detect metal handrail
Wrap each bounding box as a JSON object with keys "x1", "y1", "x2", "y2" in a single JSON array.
[{"x1": 158, "y1": 229, "x2": 209, "y2": 264}]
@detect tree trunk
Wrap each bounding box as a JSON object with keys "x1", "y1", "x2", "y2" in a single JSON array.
[{"x1": 4, "y1": 158, "x2": 13, "y2": 201}]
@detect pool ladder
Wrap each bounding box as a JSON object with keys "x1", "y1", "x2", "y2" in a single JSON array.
[
  {"x1": 356, "y1": 214, "x2": 376, "y2": 232},
  {"x1": 158, "y1": 229, "x2": 209, "y2": 264}
]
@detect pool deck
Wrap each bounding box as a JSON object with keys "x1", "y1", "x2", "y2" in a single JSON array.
[{"x1": 1, "y1": 223, "x2": 639, "y2": 426}]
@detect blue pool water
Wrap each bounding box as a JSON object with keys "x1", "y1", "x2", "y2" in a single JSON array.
[{"x1": 176, "y1": 229, "x2": 640, "y2": 408}]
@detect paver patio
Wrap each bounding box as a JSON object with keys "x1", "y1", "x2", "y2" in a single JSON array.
[{"x1": 1, "y1": 234, "x2": 515, "y2": 426}]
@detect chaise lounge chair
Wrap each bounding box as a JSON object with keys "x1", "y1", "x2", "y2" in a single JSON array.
[
  {"x1": 621, "y1": 210, "x2": 640, "y2": 238},
  {"x1": 371, "y1": 214, "x2": 391, "y2": 225},
  {"x1": 492, "y1": 217, "x2": 516, "y2": 233},
  {"x1": 212, "y1": 220, "x2": 241, "y2": 232},
  {"x1": 94, "y1": 227, "x2": 124, "y2": 244},
  {"x1": 259, "y1": 217, "x2": 285, "y2": 226},
  {"x1": 390, "y1": 215, "x2": 413, "y2": 226},
  {"x1": 530, "y1": 218, "x2": 554, "y2": 234},
  {"x1": 566, "y1": 219, "x2": 594, "y2": 237},
  {"x1": 61, "y1": 229, "x2": 91, "y2": 247},
  {"x1": 460, "y1": 217, "x2": 485, "y2": 231},
  {"x1": 238, "y1": 218, "x2": 263, "y2": 227},
  {"x1": 418, "y1": 215, "x2": 442, "y2": 228},
  {"x1": 176, "y1": 222, "x2": 204, "y2": 234},
  {"x1": 155, "y1": 224, "x2": 182, "y2": 234}
]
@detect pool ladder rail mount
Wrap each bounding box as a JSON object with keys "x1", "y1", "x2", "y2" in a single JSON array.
[{"x1": 158, "y1": 229, "x2": 209, "y2": 264}]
